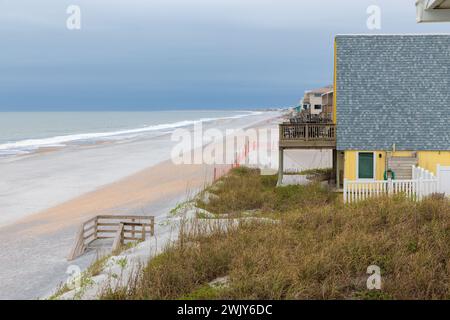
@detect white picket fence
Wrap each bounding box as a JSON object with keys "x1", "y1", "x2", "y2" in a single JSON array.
[
  {"x1": 412, "y1": 165, "x2": 435, "y2": 180},
  {"x1": 344, "y1": 166, "x2": 439, "y2": 203}
]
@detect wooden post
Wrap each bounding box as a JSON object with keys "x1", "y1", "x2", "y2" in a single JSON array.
[
  {"x1": 112, "y1": 223, "x2": 125, "y2": 252},
  {"x1": 332, "y1": 149, "x2": 337, "y2": 186},
  {"x1": 277, "y1": 147, "x2": 284, "y2": 186},
  {"x1": 150, "y1": 217, "x2": 155, "y2": 236},
  {"x1": 141, "y1": 224, "x2": 146, "y2": 241},
  {"x1": 131, "y1": 218, "x2": 135, "y2": 239},
  {"x1": 68, "y1": 224, "x2": 86, "y2": 261},
  {"x1": 93, "y1": 217, "x2": 98, "y2": 240},
  {"x1": 336, "y1": 152, "x2": 341, "y2": 189}
]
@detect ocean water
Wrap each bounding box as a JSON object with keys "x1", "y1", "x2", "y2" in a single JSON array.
[{"x1": 0, "y1": 110, "x2": 261, "y2": 157}]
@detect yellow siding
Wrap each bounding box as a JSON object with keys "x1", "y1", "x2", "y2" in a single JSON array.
[
  {"x1": 344, "y1": 151, "x2": 385, "y2": 180},
  {"x1": 418, "y1": 151, "x2": 450, "y2": 174},
  {"x1": 344, "y1": 150, "x2": 450, "y2": 180},
  {"x1": 344, "y1": 151, "x2": 357, "y2": 180}
]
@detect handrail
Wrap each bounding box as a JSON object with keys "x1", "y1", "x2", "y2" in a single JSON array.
[
  {"x1": 279, "y1": 123, "x2": 336, "y2": 141},
  {"x1": 68, "y1": 215, "x2": 155, "y2": 260}
]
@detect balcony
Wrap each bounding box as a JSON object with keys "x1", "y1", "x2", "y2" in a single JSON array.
[{"x1": 279, "y1": 123, "x2": 336, "y2": 149}]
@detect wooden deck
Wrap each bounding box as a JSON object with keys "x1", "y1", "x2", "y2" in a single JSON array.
[
  {"x1": 277, "y1": 123, "x2": 337, "y2": 186},
  {"x1": 279, "y1": 123, "x2": 336, "y2": 149}
]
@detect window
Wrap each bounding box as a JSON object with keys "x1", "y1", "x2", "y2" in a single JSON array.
[
  {"x1": 314, "y1": 104, "x2": 322, "y2": 110},
  {"x1": 314, "y1": 93, "x2": 322, "y2": 97},
  {"x1": 358, "y1": 152, "x2": 375, "y2": 179}
]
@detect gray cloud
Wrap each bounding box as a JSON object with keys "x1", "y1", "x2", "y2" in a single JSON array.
[{"x1": 0, "y1": 0, "x2": 448, "y2": 110}]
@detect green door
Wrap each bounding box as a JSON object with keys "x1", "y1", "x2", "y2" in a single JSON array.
[{"x1": 358, "y1": 153, "x2": 374, "y2": 179}]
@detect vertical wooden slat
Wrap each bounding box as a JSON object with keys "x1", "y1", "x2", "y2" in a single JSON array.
[
  {"x1": 68, "y1": 224, "x2": 86, "y2": 261},
  {"x1": 151, "y1": 216, "x2": 155, "y2": 236}
]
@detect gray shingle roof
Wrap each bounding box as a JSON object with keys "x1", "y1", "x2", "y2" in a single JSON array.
[{"x1": 336, "y1": 35, "x2": 450, "y2": 151}]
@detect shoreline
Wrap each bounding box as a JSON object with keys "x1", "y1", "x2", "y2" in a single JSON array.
[
  {"x1": 0, "y1": 111, "x2": 280, "y2": 228},
  {"x1": 0, "y1": 113, "x2": 282, "y2": 299}
]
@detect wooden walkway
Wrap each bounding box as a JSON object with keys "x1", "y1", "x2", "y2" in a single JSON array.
[{"x1": 68, "y1": 215, "x2": 155, "y2": 261}]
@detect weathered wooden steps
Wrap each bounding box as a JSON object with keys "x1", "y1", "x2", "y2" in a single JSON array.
[
  {"x1": 388, "y1": 156, "x2": 418, "y2": 180},
  {"x1": 68, "y1": 215, "x2": 155, "y2": 261}
]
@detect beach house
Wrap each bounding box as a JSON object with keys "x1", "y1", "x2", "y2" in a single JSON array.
[
  {"x1": 301, "y1": 86, "x2": 333, "y2": 116},
  {"x1": 334, "y1": 34, "x2": 450, "y2": 188},
  {"x1": 321, "y1": 90, "x2": 333, "y2": 122},
  {"x1": 279, "y1": 34, "x2": 450, "y2": 198}
]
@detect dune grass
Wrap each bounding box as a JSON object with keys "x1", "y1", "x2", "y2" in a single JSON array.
[
  {"x1": 196, "y1": 167, "x2": 335, "y2": 215},
  {"x1": 101, "y1": 167, "x2": 450, "y2": 300}
]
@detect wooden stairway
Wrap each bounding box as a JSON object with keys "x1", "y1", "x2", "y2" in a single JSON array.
[
  {"x1": 387, "y1": 156, "x2": 418, "y2": 180},
  {"x1": 68, "y1": 215, "x2": 155, "y2": 261}
]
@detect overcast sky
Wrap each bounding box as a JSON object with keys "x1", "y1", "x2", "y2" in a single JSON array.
[{"x1": 0, "y1": 0, "x2": 448, "y2": 111}]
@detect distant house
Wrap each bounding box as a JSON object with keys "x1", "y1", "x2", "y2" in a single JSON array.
[
  {"x1": 301, "y1": 86, "x2": 333, "y2": 116},
  {"x1": 334, "y1": 34, "x2": 450, "y2": 188},
  {"x1": 321, "y1": 90, "x2": 333, "y2": 121}
]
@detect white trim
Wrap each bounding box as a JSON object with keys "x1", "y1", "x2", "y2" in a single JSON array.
[
  {"x1": 427, "y1": 0, "x2": 447, "y2": 10},
  {"x1": 356, "y1": 152, "x2": 377, "y2": 181},
  {"x1": 416, "y1": 0, "x2": 450, "y2": 22}
]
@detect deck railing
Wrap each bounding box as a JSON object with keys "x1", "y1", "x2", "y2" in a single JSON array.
[
  {"x1": 279, "y1": 123, "x2": 336, "y2": 141},
  {"x1": 68, "y1": 215, "x2": 155, "y2": 260}
]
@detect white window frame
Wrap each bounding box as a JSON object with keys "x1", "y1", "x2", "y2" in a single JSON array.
[{"x1": 356, "y1": 152, "x2": 377, "y2": 181}]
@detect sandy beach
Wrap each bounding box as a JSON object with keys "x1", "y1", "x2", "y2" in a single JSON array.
[
  {"x1": 0, "y1": 112, "x2": 280, "y2": 299},
  {"x1": 0, "y1": 161, "x2": 216, "y2": 299},
  {"x1": 0, "y1": 111, "x2": 333, "y2": 299}
]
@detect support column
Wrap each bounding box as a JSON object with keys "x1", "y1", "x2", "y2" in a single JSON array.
[
  {"x1": 336, "y1": 151, "x2": 341, "y2": 189},
  {"x1": 332, "y1": 149, "x2": 337, "y2": 185},
  {"x1": 277, "y1": 147, "x2": 284, "y2": 186}
]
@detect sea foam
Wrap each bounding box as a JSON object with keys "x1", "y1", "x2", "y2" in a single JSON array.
[{"x1": 0, "y1": 111, "x2": 262, "y2": 156}]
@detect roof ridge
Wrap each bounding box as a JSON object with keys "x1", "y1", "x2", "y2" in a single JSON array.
[{"x1": 336, "y1": 33, "x2": 450, "y2": 36}]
